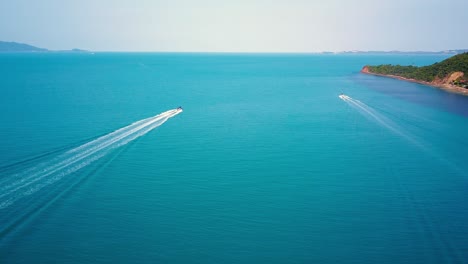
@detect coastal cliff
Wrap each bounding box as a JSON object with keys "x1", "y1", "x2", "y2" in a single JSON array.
[{"x1": 361, "y1": 53, "x2": 468, "y2": 96}]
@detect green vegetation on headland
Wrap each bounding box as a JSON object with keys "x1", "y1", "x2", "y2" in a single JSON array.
[{"x1": 363, "y1": 53, "x2": 468, "y2": 89}]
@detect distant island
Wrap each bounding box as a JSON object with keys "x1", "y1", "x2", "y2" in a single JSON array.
[
  {"x1": 321, "y1": 50, "x2": 468, "y2": 55},
  {"x1": 0, "y1": 41, "x2": 89, "y2": 53},
  {"x1": 318, "y1": 49, "x2": 468, "y2": 55},
  {"x1": 361, "y1": 53, "x2": 468, "y2": 96},
  {"x1": 0, "y1": 41, "x2": 48, "y2": 52}
]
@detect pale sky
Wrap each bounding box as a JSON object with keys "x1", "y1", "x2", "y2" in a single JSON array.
[{"x1": 0, "y1": 0, "x2": 467, "y2": 52}]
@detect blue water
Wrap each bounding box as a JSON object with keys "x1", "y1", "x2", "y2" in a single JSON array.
[{"x1": 1, "y1": 53, "x2": 468, "y2": 264}]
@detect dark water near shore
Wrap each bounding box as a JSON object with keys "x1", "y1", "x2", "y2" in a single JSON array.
[{"x1": 1, "y1": 53, "x2": 468, "y2": 264}]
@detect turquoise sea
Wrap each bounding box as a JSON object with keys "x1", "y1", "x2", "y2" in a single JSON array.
[{"x1": 1, "y1": 53, "x2": 468, "y2": 263}]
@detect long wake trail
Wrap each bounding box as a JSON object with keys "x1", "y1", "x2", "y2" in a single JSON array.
[
  {"x1": 339, "y1": 95, "x2": 468, "y2": 262},
  {"x1": 0, "y1": 109, "x2": 182, "y2": 210},
  {"x1": 339, "y1": 94, "x2": 422, "y2": 146},
  {"x1": 339, "y1": 94, "x2": 465, "y2": 176}
]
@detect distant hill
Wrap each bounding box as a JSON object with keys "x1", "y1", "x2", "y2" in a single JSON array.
[
  {"x1": 0, "y1": 41, "x2": 48, "y2": 52},
  {"x1": 0, "y1": 41, "x2": 89, "y2": 53},
  {"x1": 362, "y1": 53, "x2": 468, "y2": 95}
]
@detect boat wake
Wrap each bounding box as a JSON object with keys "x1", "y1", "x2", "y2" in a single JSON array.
[
  {"x1": 339, "y1": 94, "x2": 418, "y2": 145},
  {"x1": 339, "y1": 94, "x2": 465, "y2": 176},
  {"x1": 0, "y1": 109, "x2": 182, "y2": 211}
]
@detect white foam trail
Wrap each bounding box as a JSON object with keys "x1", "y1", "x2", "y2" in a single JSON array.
[
  {"x1": 339, "y1": 94, "x2": 419, "y2": 145},
  {"x1": 0, "y1": 111, "x2": 176, "y2": 189},
  {"x1": 0, "y1": 110, "x2": 176, "y2": 194},
  {"x1": 0, "y1": 111, "x2": 177, "y2": 196},
  {"x1": 0, "y1": 109, "x2": 182, "y2": 209},
  {"x1": 67, "y1": 110, "x2": 176, "y2": 154},
  {"x1": 339, "y1": 95, "x2": 466, "y2": 176}
]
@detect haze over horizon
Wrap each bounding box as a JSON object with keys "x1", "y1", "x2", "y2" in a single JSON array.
[{"x1": 1, "y1": 0, "x2": 467, "y2": 52}]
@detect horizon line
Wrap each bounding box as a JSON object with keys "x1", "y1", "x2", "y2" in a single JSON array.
[{"x1": 1, "y1": 41, "x2": 466, "y2": 54}]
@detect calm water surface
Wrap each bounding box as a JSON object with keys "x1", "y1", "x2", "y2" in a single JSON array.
[{"x1": 1, "y1": 53, "x2": 468, "y2": 264}]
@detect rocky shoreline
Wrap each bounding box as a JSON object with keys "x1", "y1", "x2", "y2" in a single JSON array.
[{"x1": 361, "y1": 66, "x2": 468, "y2": 96}]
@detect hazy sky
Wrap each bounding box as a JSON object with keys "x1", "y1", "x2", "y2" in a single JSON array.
[{"x1": 1, "y1": 0, "x2": 467, "y2": 52}]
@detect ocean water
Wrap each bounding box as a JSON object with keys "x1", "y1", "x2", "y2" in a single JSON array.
[{"x1": 1, "y1": 53, "x2": 468, "y2": 264}]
